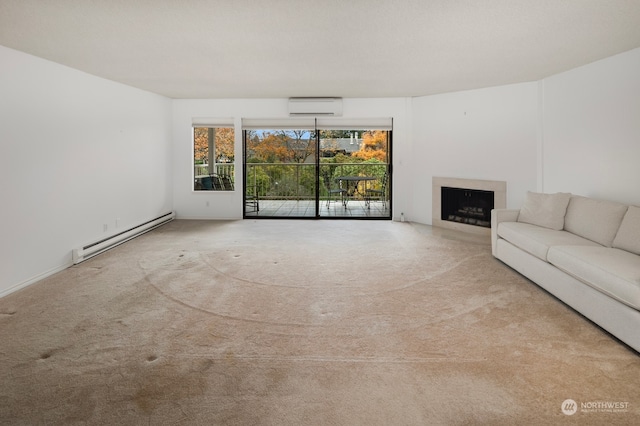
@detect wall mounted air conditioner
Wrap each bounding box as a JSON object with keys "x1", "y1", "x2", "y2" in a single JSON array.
[{"x1": 288, "y1": 97, "x2": 343, "y2": 116}]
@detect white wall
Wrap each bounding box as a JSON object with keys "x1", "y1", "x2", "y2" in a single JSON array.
[
  {"x1": 542, "y1": 48, "x2": 640, "y2": 205},
  {"x1": 0, "y1": 46, "x2": 173, "y2": 295},
  {"x1": 407, "y1": 46, "x2": 640, "y2": 227},
  {"x1": 172, "y1": 97, "x2": 412, "y2": 220},
  {"x1": 3, "y1": 42, "x2": 638, "y2": 295},
  {"x1": 410, "y1": 82, "x2": 540, "y2": 224}
]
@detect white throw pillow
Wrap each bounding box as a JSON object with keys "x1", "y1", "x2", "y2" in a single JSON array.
[
  {"x1": 564, "y1": 196, "x2": 629, "y2": 247},
  {"x1": 517, "y1": 192, "x2": 572, "y2": 231},
  {"x1": 612, "y1": 206, "x2": 640, "y2": 255}
]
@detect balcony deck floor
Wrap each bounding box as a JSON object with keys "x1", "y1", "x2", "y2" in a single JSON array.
[{"x1": 245, "y1": 199, "x2": 389, "y2": 218}]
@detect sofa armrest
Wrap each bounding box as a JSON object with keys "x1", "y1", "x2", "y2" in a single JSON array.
[{"x1": 491, "y1": 209, "x2": 520, "y2": 256}]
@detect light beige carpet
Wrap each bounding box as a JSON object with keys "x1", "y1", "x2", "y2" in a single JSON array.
[{"x1": 0, "y1": 219, "x2": 638, "y2": 425}]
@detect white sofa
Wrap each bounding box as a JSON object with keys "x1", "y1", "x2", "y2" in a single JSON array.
[{"x1": 491, "y1": 192, "x2": 640, "y2": 353}]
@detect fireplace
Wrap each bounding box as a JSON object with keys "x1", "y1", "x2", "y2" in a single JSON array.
[
  {"x1": 432, "y1": 177, "x2": 506, "y2": 235},
  {"x1": 441, "y1": 187, "x2": 493, "y2": 228}
]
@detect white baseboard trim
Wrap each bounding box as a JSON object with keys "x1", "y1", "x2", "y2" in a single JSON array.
[{"x1": 1, "y1": 262, "x2": 73, "y2": 299}]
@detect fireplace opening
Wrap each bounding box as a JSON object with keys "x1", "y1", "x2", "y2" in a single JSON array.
[{"x1": 441, "y1": 187, "x2": 494, "y2": 228}]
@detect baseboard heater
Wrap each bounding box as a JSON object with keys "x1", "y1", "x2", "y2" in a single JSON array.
[{"x1": 72, "y1": 212, "x2": 175, "y2": 264}]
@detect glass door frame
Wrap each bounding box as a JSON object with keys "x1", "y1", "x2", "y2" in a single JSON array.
[{"x1": 243, "y1": 120, "x2": 392, "y2": 220}]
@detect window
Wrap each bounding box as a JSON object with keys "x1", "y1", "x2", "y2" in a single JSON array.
[
  {"x1": 193, "y1": 121, "x2": 235, "y2": 191},
  {"x1": 242, "y1": 117, "x2": 392, "y2": 218}
]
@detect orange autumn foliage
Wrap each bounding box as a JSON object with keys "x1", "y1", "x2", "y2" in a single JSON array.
[{"x1": 352, "y1": 130, "x2": 388, "y2": 162}]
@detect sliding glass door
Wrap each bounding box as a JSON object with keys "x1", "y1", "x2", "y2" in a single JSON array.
[
  {"x1": 243, "y1": 118, "x2": 391, "y2": 219},
  {"x1": 243, "y1": 119, "x2": 318, "y2": 217}
]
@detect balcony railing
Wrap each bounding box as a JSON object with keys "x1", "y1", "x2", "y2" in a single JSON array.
[
  {"x1": 194, "y1": 162, "x2": 388, "y2": 201},
  {"x1": 246, "y1": 162, "x2": 387, "y2": 200},
  {"x1": 194, "y1": 163, "x2": 235, "y2": 179}
]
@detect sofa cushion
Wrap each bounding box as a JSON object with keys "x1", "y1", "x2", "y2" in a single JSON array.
[
  {"x1": 498, "y1": 222, "x2": 600, "y2": 262},
  {"x1": 564, "y1": 196, "x2": 628, "y2": 247},
  {"x1": 612, "y1": 206, "x2": 640, "y2": 256},
  {"x1": 547, "y1": 245, "x2": 640, "y2": 310},
  {"x1": 517, "y1": 191, "x2": 571, "y2": 230}
]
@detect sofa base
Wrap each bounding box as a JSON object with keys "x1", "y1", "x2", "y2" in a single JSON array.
[{"x1": 496, "y1": 238, "x2": 640, "y2": 353}]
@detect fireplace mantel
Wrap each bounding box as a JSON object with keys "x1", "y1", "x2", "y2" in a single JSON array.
[{"x1": 432, "y1": 177, "x2": 506, "y2": 235}]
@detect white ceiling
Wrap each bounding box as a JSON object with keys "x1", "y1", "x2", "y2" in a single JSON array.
[{"x1": 2, "y1": 0, "x2": 640, "y2": 99}]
